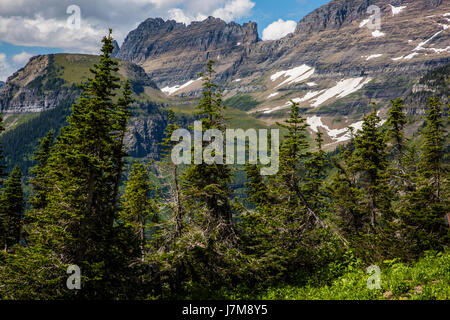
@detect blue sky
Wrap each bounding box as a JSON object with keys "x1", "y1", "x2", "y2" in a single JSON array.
[
  {"x1": 238, "y1": 0, "x2": 329, "y2": 35},
  {"x1": 0, "y1": 0, "x2": 330, "y2": 81}
]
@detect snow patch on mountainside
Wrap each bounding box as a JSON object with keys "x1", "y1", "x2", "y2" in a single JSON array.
[
  {"x1": 414, "y1": 28, "x2": 445, "y2": 52},
  {"x1": 359, "y1": 19, "x2": 370, "y2": 28},
  {"x1": 262, "y1": 91, "x2": 323, "y2": 114},
  {"x1": 372, "y1": 30, "x2": 385, "y2": 38},
  {"x1": 262, "y1": 77, "x2": 373, "y2": 113},
  {"x1": 404, "y1": 52, "x2": 420, "y2": 60},
  {"x1": 389, "y1": 5, "x2": 407, "y2": 16},
  {"x1": 271, "y1": 65, "x2": 315, "y2": 88},
  {"x1": 161, "y1": 78, "x2": 201, "y2": 95},
  {"x1": 365, "y1": 54, "x2": 383, "y2": 61},
  {"x1": 306, "y1": 116, "x2": 364, "y2": 144},
  {"x1": 311, "y1": 78, "x2": 372, "y2": 107},
  {"x1": 267, "y1": 92, "x2": 280, "y2": 99}
]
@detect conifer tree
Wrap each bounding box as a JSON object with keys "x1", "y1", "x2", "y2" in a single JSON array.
[
  {"x1": 386, "y1": 98, "x2": 407, "y2": 156},
  {"x1": 182, "y1": 60, "x2": 233, "y2": 235},
  {"x1": 28, "y1": 130, "x2": 54, "y2": 213},
  {"x1": 159, "y1": 110, "x2": 184, "y2": 237},
  {"x1": 22, "y1": 30, "x2": 134, "y2": 298},
  {"x1": 400, "y1": 97, "x2": 449, "y2": 254},
  {"x1": 0, "y1": 114, "x2": 6, "y2": 188},
  {"x1": 0, "y1": 166, "x2": 24, "y2": 252},
  {"x1": 277, "y1": 101, "x2": 327, "y2": 228},
  {"x1": 351, "y1": 105, "x2": 391, "y2": 230},
  {"x1": 303, "y1": 131, "x2": 328, "y2": 212},
  {"x1": 120, "y1": 162, "x2": 158, "y2": 262},
  {"x1": 419, "y1": 97, "x2": 445, "y2": 201},
  {"x1": 159, "y1": 61, "x2": 236, "y2": 294}
]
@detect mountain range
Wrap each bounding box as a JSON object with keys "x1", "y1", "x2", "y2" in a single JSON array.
[{"x1": 0, "y1": 0, "x2": 449, "y2": 170}]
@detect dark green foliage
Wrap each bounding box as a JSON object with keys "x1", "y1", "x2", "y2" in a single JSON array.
[
  {"x1": 0, "y1": 100, "x2": 73, "y2": 173},
  {"x1": 28, "y1": 130, "x2": 54, "y2": 212},
  {"x1": 0, "y1": 114, "x2": 7, "y2": 186},
  {"x1": 224, "y1": 94, "x2": 260, "y2": 111},
  {"x1": 0, "y1": 166, "x2": 25, "y2": 251},
  {"x1": 386, "y1": 98, "x2": 407, "y2": 155},
  {"x1": 0, "y1": 30, "x2": 135, "y2": 299},
  {"x1": 351, "y1": 105, "x2": 391, "y2": 229},
  {"x1": 0, "y1": 38, "x2": 448, "y2": 300},
  {"x1": 399, "y1": 98, "x2": 449, "y2": 255}
]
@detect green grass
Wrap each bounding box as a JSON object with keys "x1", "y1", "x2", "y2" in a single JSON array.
[
  {"x1": 170, "y1": 104, "x2": 274, "y2": 131},
  {"x1": 52, "y1": 54, "x2": 100, "y2": 85},
  {"x1": 224, "y1": 94, "x2": 260, "y2": 112},
  {"x1": 1, "y1": 114, "x2": 40, "y2": 133},
  {"x1": 222, "y1": 251, "x2": 450, "y2": 300}
]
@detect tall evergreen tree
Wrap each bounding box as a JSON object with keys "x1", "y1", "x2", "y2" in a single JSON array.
[
  {"x1": 28, "y1": 130, "x2": 55, "y2": 213},
  {"x1": 182, "y1": 60, "x2": 234, "y2": 236},
  {"x1": 120, "y1": 161, "x2": 158, "y2": 263},
  {"x1": 386, "y1": 98, "x2": 407, "y2": 156},
  {"x1": 277, "y1": 101, "x2": 327, "y2": 228},
  {"x1": 22, "y1": 30, "x2": 134, "y2": 298},
  {"x1": 159, "y1": 110, "x2": 184, "y2": 237},
  {"x1": 303, "y1": 131, "x2": 328, "y2": 212},
  {"x1": 0, "y1": 166, "x2": 25, "y2": 252},
  {"x1": 400, "y1": 97, "x2": 449, "y2": 254},
  {"x1": 0, "y1": 114, "x2": 7, "y2": 188},
  {"x1": 351, "y1": 105, "x2": 391, "y2": 229},
  {"x1": 419, "y1": 97, "x2": 445, "y2": 201}
]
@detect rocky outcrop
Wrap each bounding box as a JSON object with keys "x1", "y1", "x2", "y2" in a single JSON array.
[
  {"x1": 0, "y1": 53, "x2": 168, "y2": 161},
  {"x1": 0, "y1": 55, "x2": 80, "y2": 113},
  {"x1": 113, "y1": 0, "x2": 449, "y2": 102},
  {"x1": 0, "y1": 54, "x2": 159, "y2": 113},
  {"x1": 125, "y1": 107, "x2": 167, "y2": 159},
  {"x1": 115, "y1": 16, "x2": 259, "y2": 87}
]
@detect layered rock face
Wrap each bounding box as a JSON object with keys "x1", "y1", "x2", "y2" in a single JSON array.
[
  {"x1": 112, "y1": 0, "x2": 449, "y2": 148},
  {"x1": 114, "y1": 0, "x2": 449, "y2": 94},
  {"x1": 0, "y1": 54, "x2": 158, "y2": 114},
  {"x1": 0, "y1": 55, "x2": 79, "y2": 113},
  {"x1": 115, "y1": 17, "x2": 259, "y2": 87}
]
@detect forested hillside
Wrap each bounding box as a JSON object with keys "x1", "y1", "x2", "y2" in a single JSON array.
[{"x1": 0, "y1": 31, "x2": 448, "y2": 301}]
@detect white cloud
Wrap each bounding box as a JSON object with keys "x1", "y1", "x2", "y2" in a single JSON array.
[
  {"x1": 212, "y1": 0, "x2": 255, "y2": 22},
  {"x1": 12, "y1": 51, "x2": 34, "y2": 64},
  {"x1": 262, "y1": 19, "x2": 297, "y2": 41},
  {"x1": 0, "y1": 0, "x2": 256, "y2": 53},
  {"x1": 0, "y1": 53, "x2": 16, "y2": 81}
]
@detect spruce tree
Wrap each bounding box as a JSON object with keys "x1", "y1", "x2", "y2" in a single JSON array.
[
  {"x1": 400, "y1": 97, "x2": 449, "y2": 254},
  {"x1": 277, "y1": 101, "x2": 327, "y2": 228},
  {"x1": 351, "y1": 105, "x2": 391, "y2": 230},
  {"x1": 28, "y1": 130, "x2": 54, "y2": 213},
  {"x1": 160, "y1": 60, "x2": 237, "y2": 295},
  {"x1": 386, "y1": 98, "x2": 407, "y2": 156},
  {"x1": 22, "y1": 30, "x2": 133, "y2": 298},
  {"x1": 419, "y1": 97, "x2": 445, "y2": 201},
  {"x1": 182, "y1": 60, "x2": 233, "y2": 235},
  {"x1": 120, "y1": 161, "x2": 158, "y2": 263},
  {"x1": 159, "y1": 109, "x2": 184, "y2": 237},
  {"x1": 0, "y1": 114, "x2": 7, "y2": 187},
  {"x1": 0, "y1": 166, "x2": 25, "y2": 252},
  {"x1": 303, "y1": 131, "x2": 328, "y2": 212}
]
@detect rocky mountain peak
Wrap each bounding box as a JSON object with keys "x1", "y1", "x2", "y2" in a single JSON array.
[
  {"x1": 115, "y1": 17, "x2": 260, "y2": 87},
  {"x1": 295, "y1": 0, "x2": 446, "y2": 35},
  {"x1": 295, "y1": 0, "x2": 403, "y2": 34}
]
